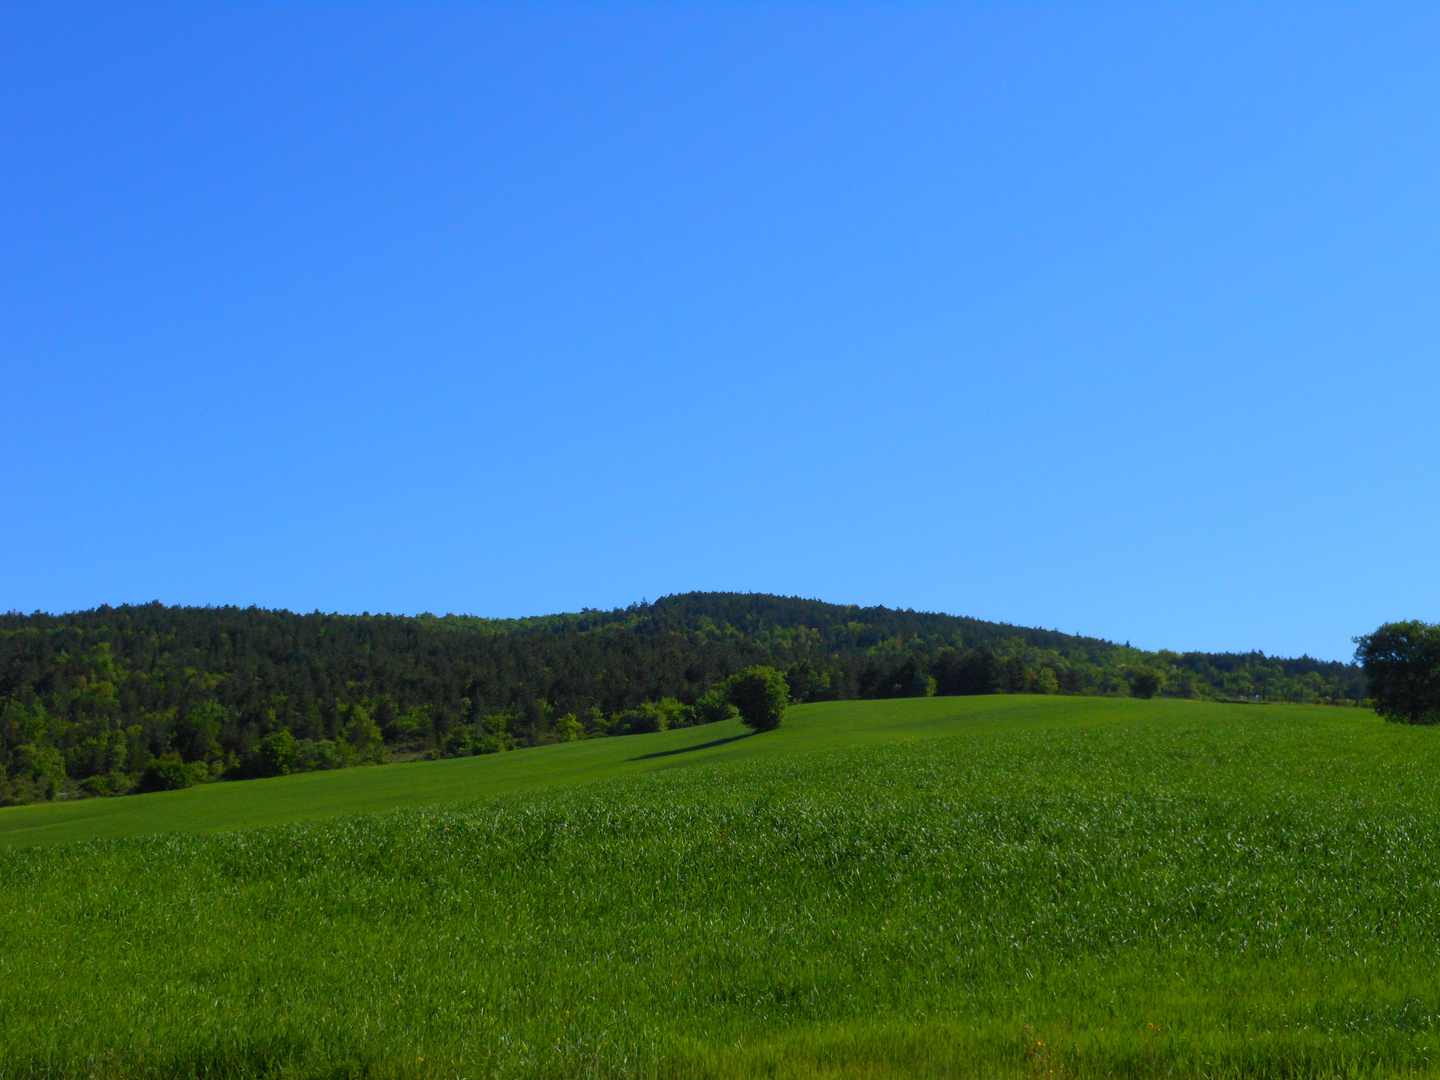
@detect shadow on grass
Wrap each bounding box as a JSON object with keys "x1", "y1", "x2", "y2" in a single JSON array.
[{"x1": 630, "y1": 732, "x2": 755, "y2": 761}]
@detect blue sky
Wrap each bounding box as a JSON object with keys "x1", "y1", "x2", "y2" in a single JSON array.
[{"x1": 2, "y1": 3, "x2": 1437, "y2": 660}]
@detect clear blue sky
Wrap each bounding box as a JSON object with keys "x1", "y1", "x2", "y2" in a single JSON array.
[{"x1": 2, "y1": 4, "x2": 1436, "y2": 660}]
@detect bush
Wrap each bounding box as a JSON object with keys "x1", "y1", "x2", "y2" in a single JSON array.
[
  {"x1": 135, "y1": 756, "x2": 206, "y2": 793},
  {"x1": 693, "y1": 686, "x2": 738, "y2": 725},
  {"x1": 254, "y1": 730, "x2": 299, "y2": 777},
  {"x1": 295, "y1": 739, "x2": 357, "y2": 772},
  {"x1": 473, "y1": 711, "x2": 513, "y2": 754},
  {"x1": 9, "y1": 743, "x2": 66, "y2": 800},
  {"x1": 581, "y1": 707, "x2": 609, "y2": 738},
  {"x1": 382, "y1": 706, "x2": 431, "y2": 744},
  {"x1": 344, "y1": 708, "x2": 387, "y2": 763},
  {"x1": 553, "y1": 714, "x2": 585, "y2": 742},
  {"x1": 445, "y1": 711, "x2": 515, "y2": 756},
  {"x1": 726, "y1": 666, "x2": 790, "y2": 732},
  {"x1": 78, "y1": 771, "x2": 133, "y2": 797},
  {"x1": 612, "y1": 698, "x2": 690, "y2": 736}
]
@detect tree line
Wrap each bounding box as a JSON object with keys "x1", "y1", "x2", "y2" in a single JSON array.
[{"x1": 0, "y1": 593, "x2": 1366, "y2": 804}]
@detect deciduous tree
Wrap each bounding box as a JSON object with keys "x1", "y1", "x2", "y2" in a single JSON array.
[
  {"x1": 727, "y1": 666, "x2": 790, "y2": 732},
  {"x1": 1354, "y1": 621, "x2": 1440, "y2": 724}
]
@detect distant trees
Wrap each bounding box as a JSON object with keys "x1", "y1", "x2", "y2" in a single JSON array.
[
  {"x1": 1354, "y1": 621, "x2": 1440, "y2": 725},
  {"x1": 727, "y1": 666, "x2": 790, "y2": 732},
  {"x1": 0, "y1": 595, "x2": 1371, "y2": 804}
]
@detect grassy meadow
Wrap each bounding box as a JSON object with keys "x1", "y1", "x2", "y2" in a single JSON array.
[{"x1": 3, "y1": 696, "x2": 1440, "y2": 1078}]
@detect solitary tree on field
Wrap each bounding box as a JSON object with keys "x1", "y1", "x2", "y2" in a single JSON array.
[
  {"x1": 1128, "y1": 667, "x2": 1163, "y2": 699},
  {"x1": 727, "y1": 665, "x2": 790, "y2": 732},
  {"x1": 1354, "y1": 621, "x2": 1440, "y2": 724}
]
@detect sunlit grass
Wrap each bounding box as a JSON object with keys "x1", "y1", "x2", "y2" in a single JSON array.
[{"x1": 2, "y1": 698, "x2": 1438, "y2": 1077}]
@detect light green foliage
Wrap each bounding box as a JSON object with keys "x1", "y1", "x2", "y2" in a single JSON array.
[
  {"x1": 342, "y1": 706, "x2": 386, "y2": 762},
  {"x1": 254, "y1": 729, "x2": 298, "y2": 776},
  {"x1": 552, "y1": 713, "x2": 584, "y2": 741},
  {"x1": 1, "y1": 698, "x2": 1440, "y2": 1077},
  {"x1": 4, "y1": 742, "x2": 66, "y2": 802}
]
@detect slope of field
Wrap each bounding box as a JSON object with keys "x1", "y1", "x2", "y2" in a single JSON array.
[
  {"x1": 2, "y1": 697, "x2": 1437, "y2": 1079},
  {"x1": 0, "y1": 694, "x2": 1123, "y2": 848},
  {"x1": 0, "y1": 595, "x2": 1366, "y2": 808}
]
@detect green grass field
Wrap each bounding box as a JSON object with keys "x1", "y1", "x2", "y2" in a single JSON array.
[
  {"x1": 0, "y1": 694, "x2": 1110, "y2": 849},
  {"x1": 3, "y1": 695, "x2": 1439, "y2": 1079}
]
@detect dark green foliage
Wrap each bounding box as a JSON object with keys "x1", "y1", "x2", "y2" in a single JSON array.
[
  {"x1": 135, "y1": 756, "x2": 203, "y2": 793},
  {"x1": 173, "y1": 700, "x2": 224, "y2": 763},
  {"x1": 0, "y1": 593, "x2": 1366, "y2": 803},
  {"x1": 611, "y1": 698, "x2": 690, "y2": 735},
  {"x1": 342, "y1": 707, "x2": 386, "y2": 762},
  {"x1": 1128, "y1": 667, "x2": 1163, "y2": 699},
  {"x1": 693, "y1": 685, "x2": 739, "y2": 725},
  {"x1": 254, "y1": 730, "x2": 298, "y2": 777},
  {"x1": 294, "y1": 738, "x2": 356, "y2": 771},
  {"x1": 1355, "y1": 621, "x2": 1440, "y2": 725},
  {"x1": 727, "y1": 665, "x2": 790, "y2": 731}
]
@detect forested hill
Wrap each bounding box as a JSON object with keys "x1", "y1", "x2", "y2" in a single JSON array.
[{"x1": 0, "y1": 593, "x2": 1363, "y2": 804}]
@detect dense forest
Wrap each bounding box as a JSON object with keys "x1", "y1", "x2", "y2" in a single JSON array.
[{"x1": 0, "y1": 593, "x2": 1365, "y2": 804}]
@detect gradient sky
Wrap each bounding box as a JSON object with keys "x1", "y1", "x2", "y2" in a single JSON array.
[{"x1": 2, "y1": 3, "x2": 1437, "y2": 660}]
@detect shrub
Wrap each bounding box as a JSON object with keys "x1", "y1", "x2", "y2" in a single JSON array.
[
  {"x1": 553, "y1": 714, "x2": 585, "y2": 742},
  {"x1": 254, "y1": 730, "x2": 299, "y2": 777},
  {"x1": 726, "y1": 666, "x2": 790, "y2": 732},
  {"x1": 135, "y1": 756, "x2": 206, "y2": 793},
  {"x1": 612, "y1": 698, "x2": 691, "y2": 736},
  {"x1": 295, "y1": 739, "x2": 357, "y2": 772},
  {"x1": 693, "y1": 686, "x2": 738, "y2": 725},
  {"x1": 78, "y1": 771, "x2": 132, "y2": 797},
  {"x1": 344, "y1": 707, "x2": 387, "y2": 763},
  {"x1": 581, "y1": 706, "x2": 610, "y2": 738},
  {"x1": 473, "y1": 711, "x2": 513, "y2": 753},
  {"x1": 382, "y1": 706, "x2": 431, "y2": 744},
  {"x1": 8, "y1": 744, "x2": 67, "y2": 801}
]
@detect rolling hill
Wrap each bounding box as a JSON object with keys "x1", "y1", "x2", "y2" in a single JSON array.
[
  {"x1": 0, "y1": 593, "x2": 1365, "y2": 806},
  {"x1": 2, "y1": 695, "x2": 1438, "y2": 1077}
]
